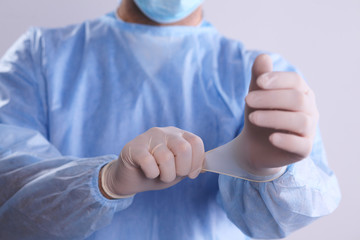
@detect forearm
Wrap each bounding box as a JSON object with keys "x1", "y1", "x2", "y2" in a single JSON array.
[
  {"x1": 0, "y1": 125, "x2": 134, "y2": 239},
  {"x1": 218, "y1": 156, "x2": 341, "y2": 239}
]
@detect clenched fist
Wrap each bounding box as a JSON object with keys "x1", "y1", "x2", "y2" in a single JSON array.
[{"x1": 100, "y1": 127, "x2": 205, "y2": 198}]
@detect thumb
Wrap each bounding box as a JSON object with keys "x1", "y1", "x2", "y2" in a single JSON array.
[{"x1": 249, "y1": 54, "x2": 273, "y2": 92}]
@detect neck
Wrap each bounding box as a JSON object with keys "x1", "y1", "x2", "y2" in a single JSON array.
[{"x1": 117, "y1": 0, "x2": 203, "y2": 26}]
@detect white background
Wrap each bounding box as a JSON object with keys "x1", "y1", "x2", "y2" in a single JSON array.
[{"x1": 0, "y1": 0, "x2": 359, "y2": 239}]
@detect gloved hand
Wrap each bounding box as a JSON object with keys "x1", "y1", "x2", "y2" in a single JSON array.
[
  {"x1": 100, "y1": 127, "x2": 205, "y2": 198},
  {"x1": 204, "y1": 54, "x2": 319, "y2": 179},
  {"x1": 235, "y1": 54, "x2": 319, "y2": 176}
]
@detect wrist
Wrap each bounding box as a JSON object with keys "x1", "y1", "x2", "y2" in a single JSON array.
[
  {"x1": 99, "y1": 161, "x2": 135, "y2": 199},
  {"x1": 232, "y1": 134, "x2": 286, "y2": 177},
  {"x1": 98, "y1": 165, "x2": 116, "y2": 199}
]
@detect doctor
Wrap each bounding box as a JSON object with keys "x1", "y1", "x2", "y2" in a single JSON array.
[{"x1": 0, "y1": 0, "x2": 340, "y2": 239}]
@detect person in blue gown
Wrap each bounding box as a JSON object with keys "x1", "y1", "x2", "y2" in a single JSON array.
[{"x1": 0, "y1": 0, "x2": 341, "y2": 239}]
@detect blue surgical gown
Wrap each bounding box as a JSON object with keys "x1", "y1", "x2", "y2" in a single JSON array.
[{"x1": 0, "y1": 12, "x2": 341, "y2": 240}]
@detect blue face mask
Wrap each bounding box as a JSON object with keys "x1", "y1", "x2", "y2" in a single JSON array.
[{"x1": 134, "y1": 0, "x2": 204, "y2": 24}]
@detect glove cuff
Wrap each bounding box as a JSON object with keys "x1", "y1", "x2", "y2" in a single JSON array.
[{"x1": 101, "y1": 160, "x2": 136, "y2": 199}]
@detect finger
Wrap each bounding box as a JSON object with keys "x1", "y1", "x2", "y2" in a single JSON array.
[
  {"x1": 250, "y1": 54, "x2": 273, "y2": 92},
  {"x1": 129, "y1": 148, "x2": 160, "y2": 179},
  {"x1": 182, "y1": 132, "x2": 205, "y2": 179},
  {"x1": 257, "y1": 72, "x2": 309, "y2": 93},
  {"x1": 167, "y1": 135, "x2": 192, "y2": 177},
  {"x1": 152, "y1": 144, "x2": 176, "y2": 183},
  {"x1": 249, "y1": 110, "x2": 314, "y2": 137},
  {"x1": 269, "y1": 132, "x2": 313, "y2": 159},
  {"x1": 246, "y1": 89, "x2": 312, "y2": 113}
]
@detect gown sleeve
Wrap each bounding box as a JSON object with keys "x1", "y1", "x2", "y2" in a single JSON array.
[
  {"x1": 0, "y1": 29, "x2": 133, "y2": 240},
  {"x1": 217, "y1": 51, "x2": 341, "y2": 239}
]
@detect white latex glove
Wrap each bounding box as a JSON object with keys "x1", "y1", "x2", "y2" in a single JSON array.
[
  {"x1": 205, "y1": 54, "x2": 319, "y2": 178},
  {"x1": 100, "y1": 127, "x2": 205, "y2": 198}
]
